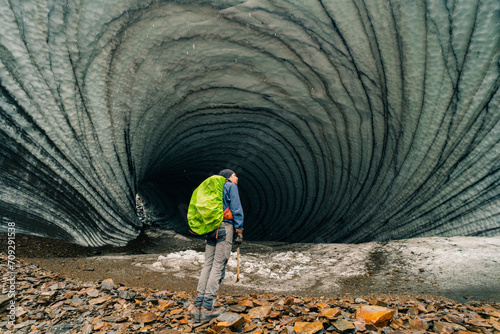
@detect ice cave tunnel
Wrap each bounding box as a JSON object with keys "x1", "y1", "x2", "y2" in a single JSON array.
[{"x1": 0, "y1": 0, "x2": 499, "y2": 246}]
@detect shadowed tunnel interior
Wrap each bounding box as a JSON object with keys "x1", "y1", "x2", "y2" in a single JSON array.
[{"x1": 0, "y1": 0, "x2": 499, "y2": 247}]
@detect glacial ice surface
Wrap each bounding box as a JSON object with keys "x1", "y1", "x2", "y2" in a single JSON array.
[{"x1": 0, "y1": 0, "x2": 499, "y2": 246}]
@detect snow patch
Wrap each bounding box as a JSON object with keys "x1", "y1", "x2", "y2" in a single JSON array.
[{"x1": 139, "y1": 247, "x2": 373, "y2": 293}]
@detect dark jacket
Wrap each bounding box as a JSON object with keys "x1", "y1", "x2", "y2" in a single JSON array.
[{"x1": 222, "y1": 180, "x2": 244, "y2": 230}]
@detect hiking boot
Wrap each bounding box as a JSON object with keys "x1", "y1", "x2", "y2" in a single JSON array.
[
  {"x1": 199, "y1": 306, "x2": 225, "y2": 322},
  {"x1": 190, "y1": 306, "x2": 202, "y2": 322}
]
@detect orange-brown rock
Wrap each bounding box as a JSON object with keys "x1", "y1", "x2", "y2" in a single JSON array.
[
  {"x1": 353, "y1": 320, "x2": 366, "y2": 331},
  {"x1": 248, "y1": 305, "x2": 272, "y2": 319},
  {"x1": 38, "y1": 291, "x2": 56, "y2": 301},
  {"x1": 93, "y1": 321, "x2": 111, "y2": 331},
  {"x1": 242, "y1": 324, "x2": 258, "y2": 333},
  {"x1": 279, "y1": 325, "x2": 294, "y2": 334},
  {"x1": 268, "y1": 310, "x2": 281, "y2": 318},
  {"x1": 284, "y1": 297, "x2": 302, "y2": 305},
  {"x1": 416, "y1": 302, "x2": 428, "y2": 313},
  {"x1": 252, "y1": 299, "x2": 263, "y2": 306},
  {"x1": 478, "y1": 305, "x2": 500, "y2": 318},
  {"x1": 238, "y1": 299, "x2": 254, "y2": 308},
  {"x1": 333, "y1": 319, "x2": 355, "y2": 331},
  {"x1": 390, "y1": 318, "x2": 403, "y2": 329},
  {"x1": 241, "y1": 313, "x2": 252, "y2": 324},
  {"x1": 316, "y1": 302, "x2": 329, "y2": 309},
  {"x1": 465, "y1": 318, "x2": 493, "y2": 327},
  {"x1": 355, "y1": 305, "x2": 396, "y2": 327},
  {"x1": 426, "y1": 303, "x2": 438, "y2": 313},
  {"x1": 408, "y1": 317, "x2": 429, "y2": 330},
  {"x1": 213, "y1": 321, "x2": 233, "y2": 333},
  {"x1": 443, "y1": 313, "x2": 464, "y2": 324},
  {"x1": 216, "y1": 312, "x2": 246, "y2": 330},
  {"x1": 218, "y1": 328, "x2": 236, "y2": 334},
  {"x1": 487, "y1": 318, "x2": 500, "y2": 331},
  {"x1": 293, "y1": 321, "x2": 324, "y2": 334},
  {"x1": 319, "y1": 307, "x2": 341, "y2": 319},
  {"x1": 370, "y1": 299, "x2": 388, "y2": 307},
  {"x1": 138, "y1": 325, "x2": 152, "y2": 332},
  {"x1": 170, "y1": 308, "x2": 184, "y2": 315},
  {"x1": 133, "y1": 312, "x2": 157, "y2": 323},
  {"x1": 229, "y1": 304, "x2": 247, "y2": 313},
  {"x1": 63, "y1": 291, "x2": 76, "y2": 299},
  {"x1": 158, "y1": 299, "x2": 176, "y2": 311},
  {"x1": 89, "y1": 296, "x2": 111, "y2": 305},
  {"x1": 84, "y1": 287, "x2": 99, "y2": 297},
  {"x1": 407, "y1": 307, "x2": 419, "y2": 317},
  {"x1": 433, "y1": 321, "x2": 463, "y2": 334}
]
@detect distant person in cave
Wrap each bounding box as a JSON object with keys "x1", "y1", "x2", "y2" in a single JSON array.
[{"x1": 191, "y1": 169, "x2": 244, "y2": 322}]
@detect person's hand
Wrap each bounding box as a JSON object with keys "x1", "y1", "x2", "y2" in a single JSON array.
[
  {"x1": 234, "y1": 229, "x2": 243, "y2": 245},
  {"x1": 235, "y1": 229, "x2": 243, "y2": 238}
]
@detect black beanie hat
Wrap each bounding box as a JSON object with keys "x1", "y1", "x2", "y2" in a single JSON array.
[{"x1": 219, "y1": 169, "x2": 235, "y2": 179}]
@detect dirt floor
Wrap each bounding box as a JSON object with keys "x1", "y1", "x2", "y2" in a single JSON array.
[{"x1": 2, "y1": 228, "x2": 499, "y2": 304}]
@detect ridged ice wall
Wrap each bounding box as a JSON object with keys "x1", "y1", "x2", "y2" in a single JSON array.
[{"x1": 0, "y1": 0, "x2": 499, "y2": 246}]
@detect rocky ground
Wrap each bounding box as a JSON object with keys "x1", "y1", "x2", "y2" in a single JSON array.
[{"x1": 1, "y1": 229, "x2": 499, "y2": 333}]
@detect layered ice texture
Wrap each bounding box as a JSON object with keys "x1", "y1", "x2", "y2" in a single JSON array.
[{"x1": 0, "y1": 0, "x2": 499, "y2": 246}]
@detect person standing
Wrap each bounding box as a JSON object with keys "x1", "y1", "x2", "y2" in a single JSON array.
[{"x1": 191, "y1": 169, "x2": 244, "y2": 322}]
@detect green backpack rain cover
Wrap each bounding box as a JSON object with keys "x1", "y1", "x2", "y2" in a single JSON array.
[{"x1": 187, "y1": 175, "x2": 226, "y2": 235}]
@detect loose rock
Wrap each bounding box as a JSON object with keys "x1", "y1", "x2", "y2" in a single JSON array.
[
  {"x1": 356, "y1": 305, "x2": 396, "y2": 327},
  {"x1": 294, "y1": 321, "x2": 324, "y2": 334},
  {"x1": 248, "y1": 305, "x2": 272, "y2": 319}
]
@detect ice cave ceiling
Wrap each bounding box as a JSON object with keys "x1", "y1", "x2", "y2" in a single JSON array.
[{"x1": 0, "y1": 0, "x2": 499, "y2": 247}]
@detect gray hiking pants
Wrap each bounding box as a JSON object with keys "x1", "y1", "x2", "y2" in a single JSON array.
[{"x1": 194, "y1": 222, "x2": 233, "y2": 310}]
